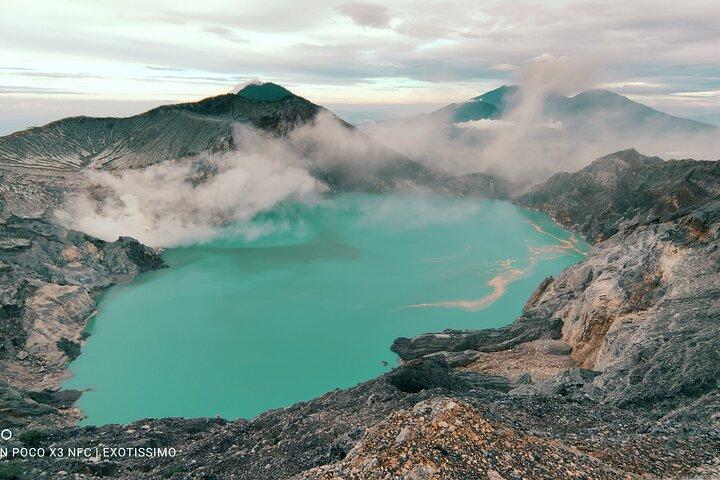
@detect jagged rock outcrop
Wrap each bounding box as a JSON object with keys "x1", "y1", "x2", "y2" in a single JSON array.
[
  {"x1": 517, "y1": 148, "x2": 720, "y2": 242},
  {"x1": 391, "y1": 316, "x2": 564, "y2": 360}
]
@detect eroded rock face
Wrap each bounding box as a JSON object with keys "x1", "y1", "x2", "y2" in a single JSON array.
[
  {"x1": 391, "y1": 316, "x2": 564, "y2": 360},
  {"x1": 514, "y1": 152, "x2": 720, "y2": 406},
  {"x1": 528, "y1": 213, "x2": 720, "y2": 405},
  {"x1": 298, "y1": 398, "x2": 625, "y2": 480},
  {"x1": 0, "y1": 209, "x2": 165, "y2": 426},
  {"x1": 22, "y1": 284, "x2": 94, "y2": 368}
]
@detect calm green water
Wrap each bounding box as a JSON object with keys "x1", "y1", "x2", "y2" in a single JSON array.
[{"x1": 65, "y1": 194, "x2": 587, "y2": 425}]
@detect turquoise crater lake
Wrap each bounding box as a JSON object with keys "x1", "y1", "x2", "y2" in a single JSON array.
[{"x1": 65, "y1": 194, "x2": 587, "y2": 425}]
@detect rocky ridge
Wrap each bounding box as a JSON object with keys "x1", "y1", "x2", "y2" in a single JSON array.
[
  {"x1": 0, "y1": 83, "x2": 512, "y2": 199},
  {"x1": 0, "y1": 85, "x2": 321, "y2": 173}
]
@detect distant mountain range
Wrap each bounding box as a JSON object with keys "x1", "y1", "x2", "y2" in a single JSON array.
[
  {"x1": 393, "y1": 84, "x2": 716, "y2": 136},
  {"x1": 359, "y1": 85, "x2": 719, "y2": 181},
  {"x1": 691, "y1": 112, "x2": 720, "y2": 127}
]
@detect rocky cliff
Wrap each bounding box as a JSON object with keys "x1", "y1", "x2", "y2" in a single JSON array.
[
  {"x1": 516, "y1": 148, "x2": 720, "y2": 242},
  {"x1": 0, "y1": 162, "x2": 166, "y2": 429},
  {"x1": 0, "y1": 201, "x2": 165, "y2": 429}
]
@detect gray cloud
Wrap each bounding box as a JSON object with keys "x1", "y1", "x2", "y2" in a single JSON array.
[
  {"x1": 337, "y1": 3, "x2": 391, "y2": 28},
  {"x1": 140, "y1": 74, "x2": 238, "y2": 86},
  {"x1": 201, "y1": 25, "x2": 249, "y2": 43},
  {"x1": 153, "y1": 1, "x2": 334, "y2": 33},
  {"x1": 4, "y1": 1, "x2": 718, "y2": 91},
  {"x1": 0, "y1": 85, "x2": 81, "y2": 95},
  {"x1": 145, "y1": 66, "x2": 188, "y2": 72},
  {"x1": 1, "y1": 0, "x2": 719, "y2": 118},
  {"x1": 10, "y1": 71, "x2": 104, "y2": 79},
  {"x1": 490, "y1": 64, "x2": 518, "y2": 72}
]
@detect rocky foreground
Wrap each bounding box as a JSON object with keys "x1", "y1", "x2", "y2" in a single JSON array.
[{"x1": 1, "y1": 149, "x2": 719, "y2": 479}]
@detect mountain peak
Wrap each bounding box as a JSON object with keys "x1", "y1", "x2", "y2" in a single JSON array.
[
  {"x1": 591, "y1": 148, "x2": 663, "y2": 172},
  {"x1": 471, "y1": 85, "x2": 519, "y2": 108},
  {"x1": 237, "y1": 82, "x2": 293, "y2": 101},
  {"x1": 576, "y1": 89, "x2": 624, "y2": 98},
  {"x1": 568, "y1": 89, "x2": 631, "y2": 107}
]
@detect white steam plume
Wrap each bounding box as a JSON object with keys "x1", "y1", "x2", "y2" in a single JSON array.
[{"x1": 56, "y1": 127, "x2": 327, "y2": 247}]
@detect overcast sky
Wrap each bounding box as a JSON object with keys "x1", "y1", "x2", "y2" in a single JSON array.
[{"x1": 1, "y1": 0, "x2": 719, "y2": 134}]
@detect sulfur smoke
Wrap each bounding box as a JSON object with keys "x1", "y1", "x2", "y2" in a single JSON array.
[
  {"x1": 360, "y1": 55, "x2": 720, "y2": 185},
  {"x1": 56, "y1": 126, "x2": 328, "y2": 247}
]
